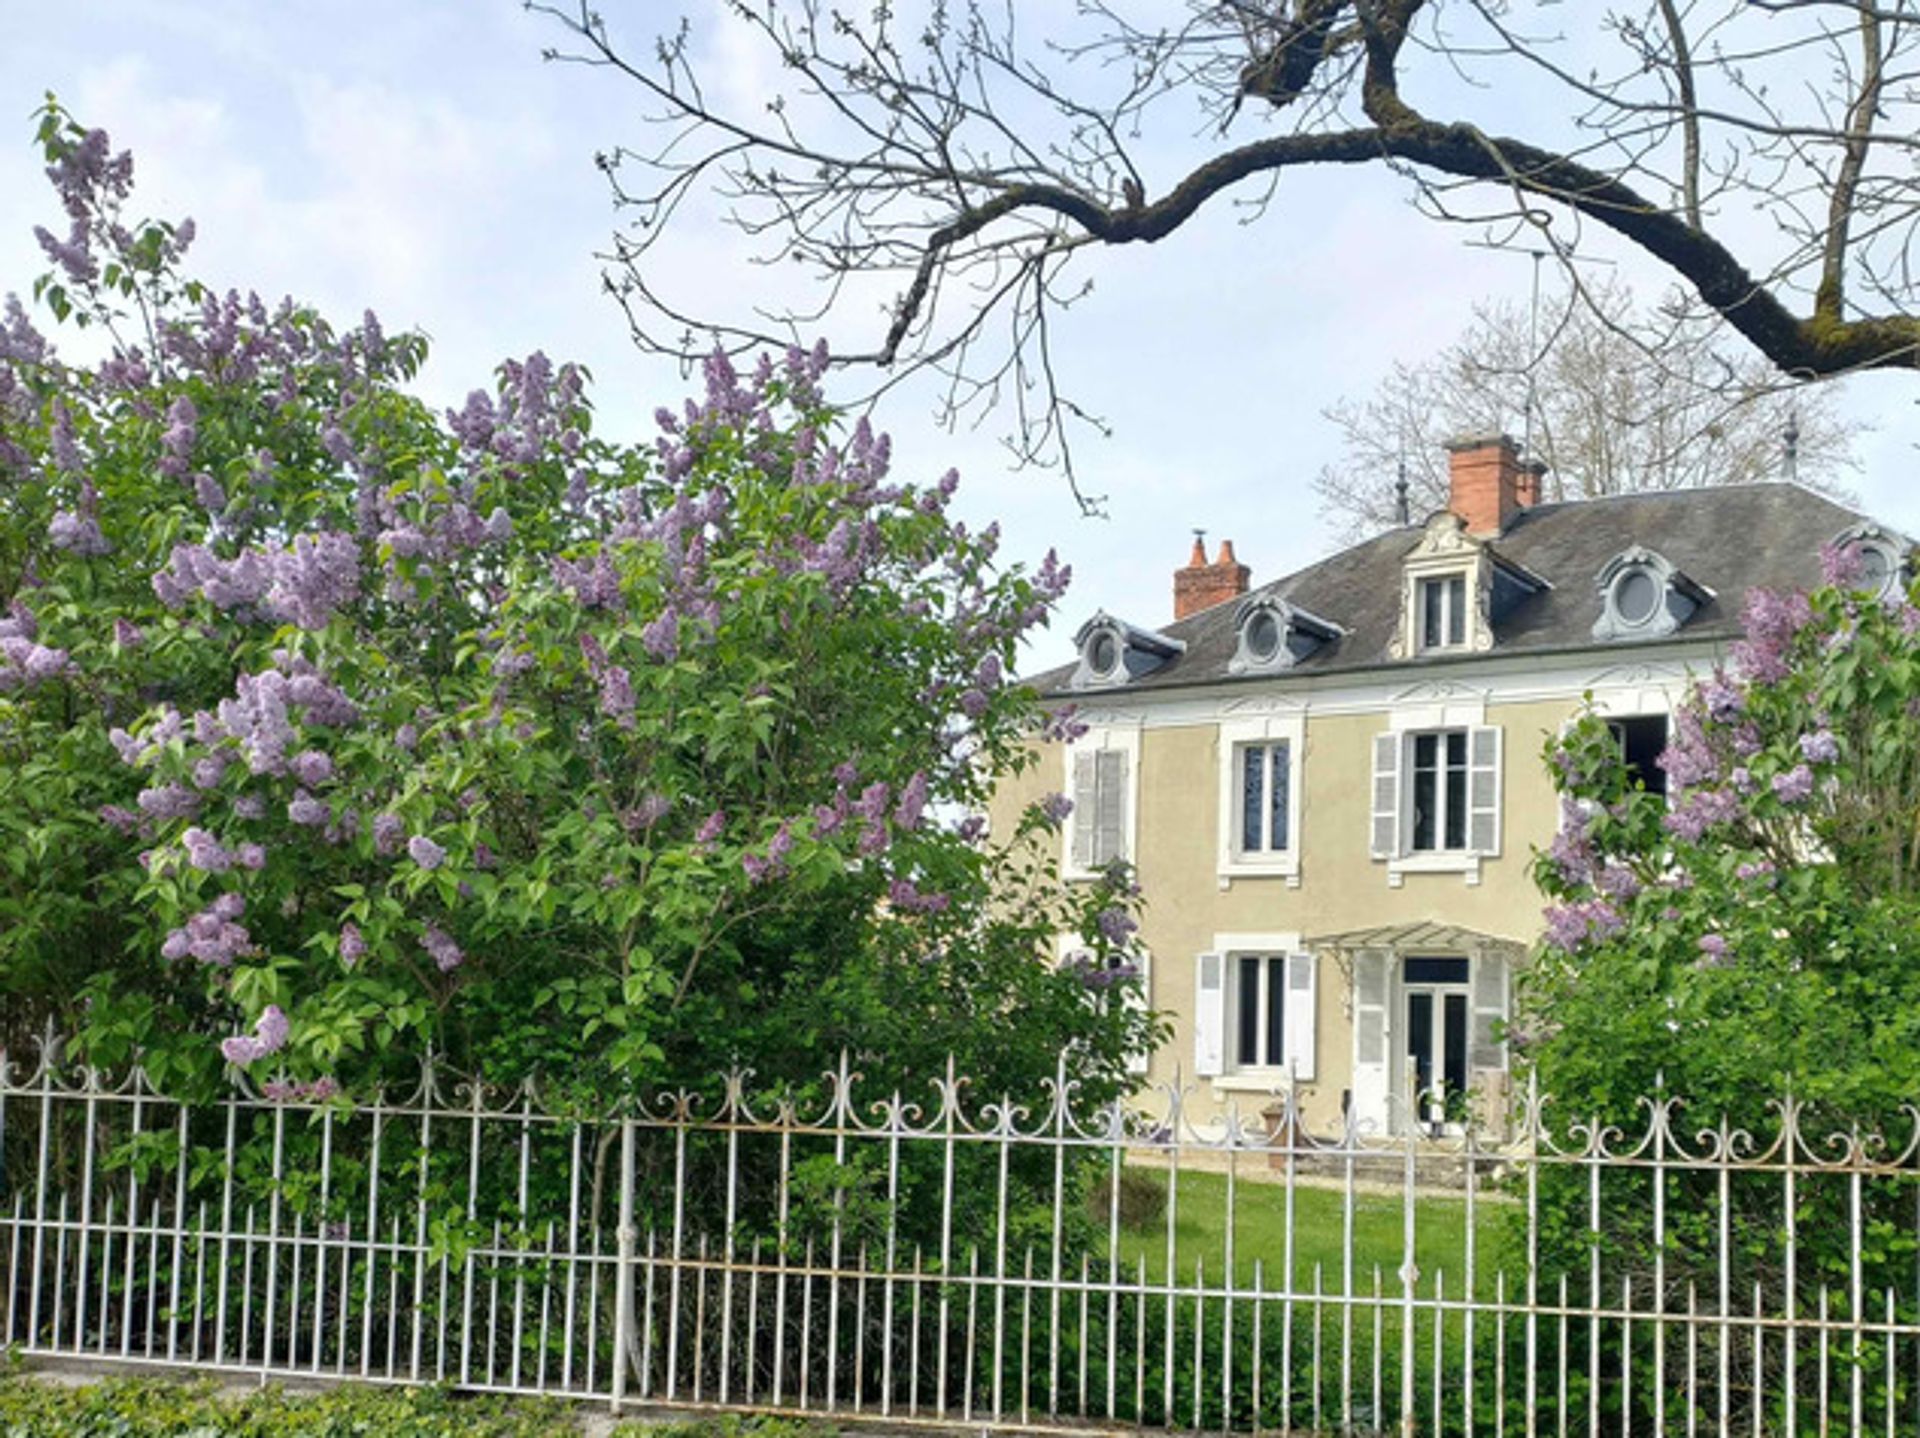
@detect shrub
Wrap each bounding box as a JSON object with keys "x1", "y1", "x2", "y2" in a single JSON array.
[{"x1": 1086, "y1": 1164, "x2": 1169, "y2": 1230}]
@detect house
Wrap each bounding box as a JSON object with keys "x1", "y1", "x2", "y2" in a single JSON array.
[{"x1": 995, "y1": 436, "x2": 1910, "y2": 1137}]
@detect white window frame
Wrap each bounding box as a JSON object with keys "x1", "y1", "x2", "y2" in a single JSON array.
[
  {"x1": 1062, "y1": 724, "x2": 1140, "y2": 881},
  {"x1": 1198, "y1": 930, "x2": 1316, "y2": 1089},
  {"x1": 1406, "y1": 729, "x2": 1472, "y2": 854},
  {"x1": 1216, "y1": 714, "x2": 1304, "y2": 884},
  {"x1": 1417, "y1": 573, "x2": 1469, "y2": 652},
  {"x1": 1373, "y1": 696, "x2": 1500, "y2": 886}
]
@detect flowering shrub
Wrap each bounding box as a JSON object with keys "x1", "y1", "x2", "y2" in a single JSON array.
[
  {"x1": 1521, "y1": 545, "x2": 1920, "y2": 1344},
  {"x1": 0, "y1": 104, "x2": 1155, "y2": 1108}
]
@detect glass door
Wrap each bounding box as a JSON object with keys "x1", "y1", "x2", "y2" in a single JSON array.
[{"x1": 1404, "y1": 956, "x2": 1470, "y2": 1132}]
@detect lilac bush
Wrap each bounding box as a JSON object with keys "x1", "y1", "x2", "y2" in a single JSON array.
[{"x1": 0, "y1": 104, "x2": 1150, "y2": 1107}]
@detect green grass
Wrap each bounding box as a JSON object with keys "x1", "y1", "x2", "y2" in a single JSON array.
[{"x1": 1101, "y1": 1166, "x2": 1520, "y2": 1300}]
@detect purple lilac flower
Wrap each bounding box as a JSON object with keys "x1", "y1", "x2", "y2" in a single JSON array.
[
  {"x1": 1799, "y1": 730, "x2": 1840, "y2": 764},
  {"x1": 236, "y1": 843, "x2": 266, "y2": 870},
  {"x1": 1772, "y1": 765, "x2": 1815, "y2": 804},
  {"x1": 895, "y1": 772, "x2": 930, "y2": 831},
  {"x1": 1733, "y1": 588, "x2": 1812, "y2": 684},
  {"x1": 1096, "y1": 907, "x2": 1138, "y2": 944},
  {"x1": 598, "y1": 665, "x2": 635, "y2": 725},
  {"x1": 163, "y1": 896, "x2": 251, "y2": 966},
  {"x1": 394, "y1": 723, "x2": 418, "y2": 752},
  {"x1": 112, "y1": 617, "x2": 143, "y2": 649},
  {"x1": 1595, "y1": 862, "x2": 1642, "y2": 901},
  {"x1": 420, "y1": 925, "x2": 463, "y2": 972},
  {"x1": 137, "y1": 783, "x2": 201, "y2": 821},
  {"x1": 49, "y1": 509, "x2": 111, "y2": 555},
  {"x1": 958, "y1": 689, "x2": 988, "y2": 720},
  {"x1": 233, "y1": 794, "x2": 267, "y2": 821},
  {"x1": 287, "y1": 792, "x2": 329, "y2": 827},
  {"x1": 957, "y1": 814, "x2": 987, "y2": 843},
  {"x1": 695, "y1": 810, "x2": 725, "y2": 844},
  {"x1": 1039, "y1": 792, "x2": 1073, "y2": 824},
  {"x1": 1736, "y1": 859, "x2": 1777, "y2": 883},
  {"x1": 741, "y1": 853, "x2": 771, "y2": 883},
  {"x1": 182, "y1": 827, "x2": 233, "y2": 873},
  {"x1": 221, "y1": 1004, "x2": 290, "y2": 1067},
  {"x1": 1700, "y1": 678, "x2": 1744, "y2": 722},
  {"x1": 1662, "y1": 787, "x2": 1744, "y2": 842},
  {"x1": 1541, "y1": 899, "x2": 1626, "y2": 953},
  {"x1": 1697, "y1": 933, "x2": 1732, "y2": 968},
  {"x1": 291, "y1": 750, "x2": 333, "y2": 786},
  {"x1": 854, "y1": 782, "x2": 890, "y2": 823},
  {"x1": 372, "y1": 814, "x2": 405, "y2": 856},
  {"x1": 267, "y1": 531, "x2": 361, "y2": 630},
  {"x1": 640, "y1": 608, "x2": 680, "y2": 662},
  {"x1": 627, "y1": 794, "x2": 671, "y2": 831},
  {"x1": 407, "y1": 835, "x2": 446, "y2": 870},
  {"x1": 857, "y1": 820, "x2": 889, "y2": 856},
  {"x1": 339, "y1": 922, "x2": 366, "y2": 966},
  {"x1": 98, "y1": 804, "x2": 140, "y2": 834}
]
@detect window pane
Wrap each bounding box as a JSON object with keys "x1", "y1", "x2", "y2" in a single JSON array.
[
  {"x1": 1443, "y1": 993, "x2": 1470, "y2": 1094},
  {"x1": 1412, "y1": 763, "x2": 1436, "y2": 851},
  {"x1": 1408, "y1": 992, "x2": 1434, "y2": 1094},
  {"x1": 1421, "y1": 580, "x2": 1442, "y2": 649},
  {"x1": 1266, "y1": 957, "x2": 1287, "y2": 1067},
  {"x1": 1403, "y1": 956, "x2": 1470, "y2": 985},
  {"x1": 1241, "y1": 746, "x2": 1265, "y2": 852},
  {"x1": 1268, "y1": 742, "x2": 1290, "y2": 851},
  {"x1": 1445, "y1": 743, "x2": 1467, "y2": 850},
  {"x1": 1447, "y1": 576, "x2": 1466, "y2": 645},
  {"x1": 1237, "y1": 957, "x2": 1260, "y2": 1066}
]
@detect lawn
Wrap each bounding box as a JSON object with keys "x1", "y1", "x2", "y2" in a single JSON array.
[{"x1": 1102, "y1": 1164, "x2": 1521, "y2": 1300}]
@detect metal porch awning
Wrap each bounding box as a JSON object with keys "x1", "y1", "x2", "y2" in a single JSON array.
[{"x1": 1306, "y1": 920, "x2": 1530, "y2": 954}]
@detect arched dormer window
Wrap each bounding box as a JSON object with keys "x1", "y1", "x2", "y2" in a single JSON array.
[
  {"x1": 1228, "y1": 596, "x2": 1342, "y2": 675},
  {"x1": 1831, "y1": 523, "x2": 1911, "y2": 601},
  {"x1": 1592, "y1": 547, "x2": 1711, "y2": 642},
  {"x1": 1070, "y1": 612, "x2": 1185, "y2": 690}
]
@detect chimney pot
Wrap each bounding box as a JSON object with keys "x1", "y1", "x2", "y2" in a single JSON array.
[
  {"x1": 1444, "y1": 434, "x2": 1526, "y2": 537},
  {"x1": 1173, "y1": 537, "x2": 1252, "y2": 621}
]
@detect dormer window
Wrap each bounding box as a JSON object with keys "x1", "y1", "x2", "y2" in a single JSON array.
[
  {"x1": 1228, "y1": 596, "x2": 1342, "y2": 675},
  {"x1": 1832, "y1": 523, "x2": 1910, "y2": 601},
  {"x1": 1389, "y1": 511, "x2": 1534, "y2": 661},
  {"x1": 1070, "y1": 612, "x2": 1185, "y2": 690},
  {"x1": 1592, "y1": 547, "x2": 1710, "y2": 642},
  {"x1": 1418, "y1": 575, "x2": 1468, "y2": 651}
]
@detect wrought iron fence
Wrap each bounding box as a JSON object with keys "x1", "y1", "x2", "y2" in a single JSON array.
[{"x1": 4, "y1": 1034, "x2": 1920, "y2": 1435}]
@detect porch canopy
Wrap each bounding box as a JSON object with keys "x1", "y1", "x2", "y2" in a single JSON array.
[{"x1": 1306, "y1": 920, "x2": 1528, "y2": 956}]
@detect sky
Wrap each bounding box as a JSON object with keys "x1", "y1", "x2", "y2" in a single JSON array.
[{"x1": 5, "y1": 3, "x2": 1917, "y2": 666}]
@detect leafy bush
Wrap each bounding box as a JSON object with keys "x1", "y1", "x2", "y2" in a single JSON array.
[
  {"x1": 0, "y1": 100, "x2": 1157, "y2": 1114},
  {"x1": 1085, "y1": 1164, "x2": 1168, "y2": 1230},
  {"x1": 0, "y1": 1373, "x2": 582, "y2": 1437}
]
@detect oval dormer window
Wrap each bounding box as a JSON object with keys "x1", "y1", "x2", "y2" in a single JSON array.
[
  {"x1": 1069, "y1": 612, "x2": 1185, "y2": 690},
  {"x1": 1088, "y1": 629, "x2": 1119, "y2": 678},
  {"x1": 1244, "y1": 609, "x2": 1282, "y2": 662},
  {"x1": 1832, "y1": 524, "x2": 1909, "y2": 601},
  {"x1": 1592, "y1": 547, "x2": 1705, "y2": 642},
  {"x1": 1612, "y1": 566, "x2": 1660, "y2": 627},
  {"x1": 1228, "y1": 595, "x2": 1339, "y2": 675}
]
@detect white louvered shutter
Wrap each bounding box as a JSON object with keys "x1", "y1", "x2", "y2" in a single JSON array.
[
  {"x1": 1370, "y1": 732, "x2": 1400, "y2": 859},
  {"x1": 1471, "y1": 950, "x2": 1509, "y2": 1072},
  {"x1": 1125, "y1": 951, "x2": 1152, "y2": 1076},
  {"x1": 1468, "y1": 725, "x2": 1503, "y2": 856},
  {"x1": 1193, "y1": 952, "x2": 1225, "y2": 1077},
  {"x1": 1284, "y1": 952, "x2": 1317, "y2": 1081},
  {"x1": 1351, "y1": 948, "x2": 1390, "y2": 1130},
  {"x1": 1093, "y1": 748, "x2": 1128, "y2": 864},
  {"x1": 1070, "y1": 750, "x2": 1097, "y2": 869}
]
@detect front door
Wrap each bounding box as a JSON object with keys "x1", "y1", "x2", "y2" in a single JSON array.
[{"x1": 1404, "y1": 957, "x2": 1469, "y2": 1130}]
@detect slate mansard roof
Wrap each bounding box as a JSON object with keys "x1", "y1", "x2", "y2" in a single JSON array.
[{"x1": 1030, "y1": 483, "x2": 1881, "y2": 697}]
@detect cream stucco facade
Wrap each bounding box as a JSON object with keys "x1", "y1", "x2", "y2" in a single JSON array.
[{"x1": 994, "y1": 643, "x2": 1725, "y2": 1139}]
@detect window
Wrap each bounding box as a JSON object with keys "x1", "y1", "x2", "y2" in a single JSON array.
[
  {"x1": 1370, "y1": 724, "x2": 1503, "y2": 870},
  {"x1": 1193, "y1": 940, "x2": 1317, "y2": 1081},
  {"x1": 1410, "y1": 730, "x2": 1469, "y2": 851},
  {"x1": 1418, "y1": 575, "x2": 1468, "y2": 651},
  {"x1": 1237, "y1": 741, "x2": 1291, "y2": 853},
  {"x1": 1234, "y1": 955, "x2": 1288, "y2": 1069},
  {"x1": 1608, "y1": 714, "x2": 1670, "y2": 797}
]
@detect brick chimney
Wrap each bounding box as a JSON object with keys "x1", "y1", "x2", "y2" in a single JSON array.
[
  {"x1": 1516, "y1": 458, "x2": 1546, "y2": 509},
  {"x1": 1173, "y1": 537, "x2": 1250, "y2": 621},
  {"x1": 1445, "y1": 434, "x2": 1528, "y2": 537}
]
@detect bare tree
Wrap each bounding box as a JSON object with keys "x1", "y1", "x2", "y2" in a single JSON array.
[
  {"x1": 535, "y1": 2, "x2": 1920, "y2": 492},
  {"x1": 1314, "y1": 277, "x2": 1863, "y2": 535}
]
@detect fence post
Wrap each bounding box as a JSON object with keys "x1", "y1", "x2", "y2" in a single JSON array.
[{"x1": 611, "y1": 1116, "x2": 637, "y2": 1414}]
